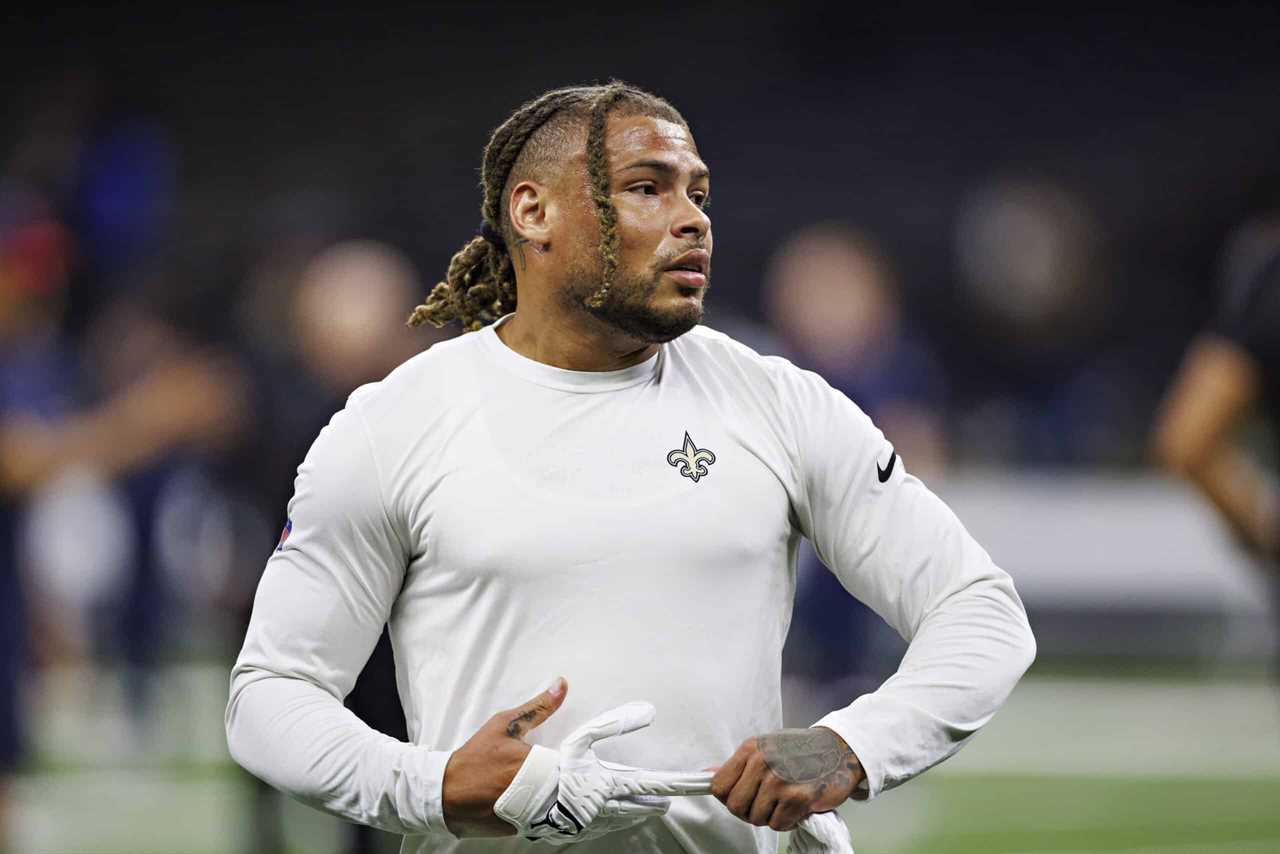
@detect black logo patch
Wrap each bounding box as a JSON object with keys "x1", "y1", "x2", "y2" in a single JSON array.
[
  {"x1": 528, "y1": 800, "x2": 584, "y2": 839},
  {"x1": 877, "y1": 449, "x2": 897, "y2": 483}
]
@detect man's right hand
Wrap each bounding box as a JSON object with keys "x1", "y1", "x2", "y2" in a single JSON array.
[
  {"x1": 442, "y1": 679, "x2": 713, "y2": 841},
  {"x1": 442, "y1": 677, "x2": 568, "y2": 837}
]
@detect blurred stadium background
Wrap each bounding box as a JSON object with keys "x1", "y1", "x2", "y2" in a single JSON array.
[{"x1": 3, "y1": 2, "x2": 1279, "y2": 852}]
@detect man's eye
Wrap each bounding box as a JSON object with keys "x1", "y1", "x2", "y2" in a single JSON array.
[
  {"x1": 628, "y1": 183, "x2": 658, "y2": 195},
  {"x1": 692, "y1": 193, "x2": 711, "y2": 210}
]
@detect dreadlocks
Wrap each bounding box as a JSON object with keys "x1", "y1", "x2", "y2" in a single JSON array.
[{"x1": 407, "y1": 82, "x2": 687, "y2": 331}]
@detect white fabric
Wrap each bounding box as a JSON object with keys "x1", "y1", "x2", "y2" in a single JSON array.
[
  {"x1": 226, "y1": 317, "x2": 1035, "y2": 853},
  {"x1": 792, "y1": 812, "x2": 855, "y2": 854},
  {"x1": 495, "y1": 702, "x2": 711, "y2": 844},
  {"x1": 493, "y1": 745, "x2": 562, "y2": 834}
]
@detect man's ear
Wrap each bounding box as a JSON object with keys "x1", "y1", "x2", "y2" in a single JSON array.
[{"x1": 510, "y1": 180, "x2": 554, "y2": 250}]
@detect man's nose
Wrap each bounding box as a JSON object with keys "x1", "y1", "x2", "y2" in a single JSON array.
[{"x1": 671, "y1": 198, "x2": 710, "y2": 240}]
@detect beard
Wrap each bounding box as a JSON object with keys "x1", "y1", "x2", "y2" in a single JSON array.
[{"x1": 561, "y1": 256, "x2": 707, "y2": 344}]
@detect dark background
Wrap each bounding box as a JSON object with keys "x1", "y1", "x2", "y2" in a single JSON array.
[{"x1": 7, "y1": 1, "x2": 1280, "y2": 463}]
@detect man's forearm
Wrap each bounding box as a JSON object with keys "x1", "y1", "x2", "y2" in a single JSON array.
[
  {"x1": 1181, "y1": 445, "x2": 1280, "y2": 558},
  {"x1": 814, "y1": 570, "x2": 1035, "y2": 799},
  {"x1": 1152, "y1": 334, "x2": 1276, "y2": 557},
  {"x1": 225, "y1": 667, "x2": 454, "y2": 838}
]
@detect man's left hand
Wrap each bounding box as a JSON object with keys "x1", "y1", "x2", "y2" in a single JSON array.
[{"x1": 710, "y1": 727, "x2": 863, "y2": 831}]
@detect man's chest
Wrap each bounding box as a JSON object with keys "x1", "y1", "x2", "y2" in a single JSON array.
[{"x1": 401, "y1": 388, "x2": 796, "y2": 589}]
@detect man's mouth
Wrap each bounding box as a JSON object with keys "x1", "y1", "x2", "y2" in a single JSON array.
[
  {"x1": 663, "y1": 249, "x2": 710, "y2": 289},
  {"x1": 665, "y1": 270, "x2": 707, "y2": 289}
]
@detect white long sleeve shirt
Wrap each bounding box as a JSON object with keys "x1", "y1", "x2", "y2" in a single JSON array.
[{"x1": 226, "y1": 317, "x2": 1035, "y2": 853}]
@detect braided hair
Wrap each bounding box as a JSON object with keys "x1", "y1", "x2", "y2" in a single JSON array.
[{"x1": 408, "y1": 82, "x2": 687, "y2": 331}]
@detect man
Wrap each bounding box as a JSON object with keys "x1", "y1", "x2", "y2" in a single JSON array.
[
  {"x1": 1153, "y1": 211, "x2": 1280, "y2": 648},
  {"x1": 0, "y1": 202, "x2": 245, "y2": 852},
  {"x1": 226, "y1": 82, "x2": 1036, "y2": 853}
]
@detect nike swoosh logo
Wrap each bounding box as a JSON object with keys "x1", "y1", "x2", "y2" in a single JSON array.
[{"x1": 877, "y1": 451, "x2": 897, "y2": 483}]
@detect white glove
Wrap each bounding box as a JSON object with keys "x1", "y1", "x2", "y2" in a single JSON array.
[
  {"x1": 494, "y1": 701, "x2": 714, "y2": 845},
  {"x1": 791, "y1": 811, "x2": 855, "y2": 854}
]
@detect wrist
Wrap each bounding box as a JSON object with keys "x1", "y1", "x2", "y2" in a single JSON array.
[
  {"x1": 811, "y1": 725, "x2": 864, "y2": 802},
  {"x1": 813, "y1": 711, "x2": 880, "y2": 799},
  {"x1": 441, "y1": 747, "x2": 523, "y2": 838}
]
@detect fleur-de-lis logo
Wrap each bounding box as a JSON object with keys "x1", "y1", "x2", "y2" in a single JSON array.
[{"x1": 667, "y1": 432, "x2": 716, "y2": 483}]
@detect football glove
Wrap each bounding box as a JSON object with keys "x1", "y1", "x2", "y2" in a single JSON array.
[{"x1": 494, "y1": 701, "x2": 713, "y2": 845}]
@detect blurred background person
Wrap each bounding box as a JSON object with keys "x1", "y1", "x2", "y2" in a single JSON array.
[
  {"x1": 0, "y1": 185, "x2": 246, "y2": 851},
  {"x1": 949, "y1": 177, "x2": 1128, "y2": 464},
  {"x1": 764, "y1": 223, "x2": 948, "y2": 720},
  {"x1": 0, "y1": 182, "x2": 77, "y2": 853},
  {"x1": 293, "y1": 240, "x2": 437, "y2": 854},
  {"x1": 225, "y1": 238, "x2": 444, "y2": 854},
  {"x1": 1153, "y1": 176, "x2": 1280, "y2": 668},
  {"x1": 766, "y1": 223, "x2": 948, "y2": 477}
]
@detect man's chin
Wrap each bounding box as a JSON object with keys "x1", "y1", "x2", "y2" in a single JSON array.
[{"x1": 589, "y1": 299, "x2": 703, "y2": 344}]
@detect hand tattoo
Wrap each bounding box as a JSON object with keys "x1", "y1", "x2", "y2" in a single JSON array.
[
  {"x1": 757, "y1": 728, "x2": 861, "y2": 802},
  {"x1": 505, "y1": 708, "x2": 538, "y2": 738}
]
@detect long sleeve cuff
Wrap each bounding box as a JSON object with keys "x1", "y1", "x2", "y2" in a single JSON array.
[
  {"x1": 403, "y1": 746, "x2": 456, "y2": 837},
  {"x1": 813, "y1": 700, "x2": 890, "y2": 801}
]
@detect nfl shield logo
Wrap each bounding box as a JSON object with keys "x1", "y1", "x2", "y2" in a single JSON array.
[{"x1": 275, "y1": 518, "x2": 293, "y2": 552}]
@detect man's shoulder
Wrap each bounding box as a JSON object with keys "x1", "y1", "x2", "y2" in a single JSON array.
[
  {"x1": 337, "y1": 331, "x2": 485, "y2": 441},
  {"x1": 353, "y1": 331, "x2": 481, "y2": 400},
  {"x1": 674, "y1": 325, "x2": 862, "y2": 428},
  {"x1": 673, "y1": 324, "x2": 805, "y2": 386},
  {"x1": 675, "y1": 324, "x2": 763, "y2": 363}
]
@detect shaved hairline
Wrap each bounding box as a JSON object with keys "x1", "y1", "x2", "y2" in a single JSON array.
[{"x1": 499, "y1": 99, "x2": 689, "y2": 241}]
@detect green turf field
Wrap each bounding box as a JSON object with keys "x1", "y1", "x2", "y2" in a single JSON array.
[
  {"x1": 828, "y1": 774, "x2": 1280, "y2": 853},
  {"x1": 16, "y1": 768, "x2": 1280, "y2": 853},
  {"x1": 11, "y1": 667, "x2": 1280, "y2": 853}
]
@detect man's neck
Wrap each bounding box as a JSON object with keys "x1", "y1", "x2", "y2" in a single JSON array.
[{"x1": 495, "y1": 308, "x2": 658, "y2": 372}]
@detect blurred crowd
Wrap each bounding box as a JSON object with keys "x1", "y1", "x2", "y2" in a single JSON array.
[
  {"x1": 0, "y1": 71, "x2": 451, "y2": 853},
  {"x1": 2, "y1": 55, "x2": 1279, "y2": 852}
]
